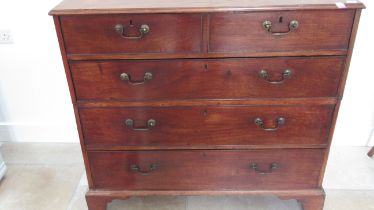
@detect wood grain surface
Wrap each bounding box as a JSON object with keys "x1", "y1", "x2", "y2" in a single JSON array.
[
  {"x1": 79, "y1": 105, "x2": 334, "y2": 147},
  {"x1": 209, "y1": 10, "x2": 355, "y2": 53},
  {"x1": 50, "y1": 1, "x2": 364, "y2": 209},
  {"x1": 70, "y1": 57, "x2": 345, "y2": 101},
  {"x1": 60, "y1": 14, "x2": 202, "y2": 54},
  {"x1": 49, "y1": 0, "x2": 364, "y2": 15},
  {"x1": 88, "y1": 149, "x2": 325, "y2": 190}
]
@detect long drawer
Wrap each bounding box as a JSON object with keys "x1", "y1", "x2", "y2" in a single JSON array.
[
  {"x1": 60, "y1": 14, "x2": 202, "y2": 54},
  {"x1": 209, "y1": 10, "x2": 354, "y2": 53},
  {"x1": 79, "y1": 105, "x2": 334, "y2": 147},
  {"x1": 70, "y1": 57, "x2": 345, "y2": 101},
  {"x1": 60, "y1": 10, "x2": 354, "y2": 56},
  {"x1": 88, "y1": 149, "x2": 325, "y2": 190}
]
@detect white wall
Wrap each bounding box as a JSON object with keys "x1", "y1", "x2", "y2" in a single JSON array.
[
  {"x1": 332, "y1": 0, "x2": 374, "y2": 146},
  {"x1": 0, "y1": 1, "x2": 373, "y2": 145},
  {"x1": 0, "y1": 0, "x2": 79, "y2": 142}
]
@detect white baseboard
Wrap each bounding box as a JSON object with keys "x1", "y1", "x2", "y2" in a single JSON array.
[{"x1": 0, "y1": 124, "x2": 79, "y2": 142}]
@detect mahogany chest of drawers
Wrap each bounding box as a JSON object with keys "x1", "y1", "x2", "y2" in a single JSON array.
[{"x1": 50, "y1": 0, "x2": 364, "y2": 209}]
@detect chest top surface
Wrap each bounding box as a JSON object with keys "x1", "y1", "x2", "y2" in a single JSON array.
[{"x1": 49, "y1": 0, "x2": 364, "y2": 15}]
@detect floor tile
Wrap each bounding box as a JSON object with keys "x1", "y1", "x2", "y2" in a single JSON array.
[
  {"x1": 187, "y1": 196, "x2": 300, "y2": 210},
  {"x1": 324, "y1": 190, "x2": 374, "y2": 210},
  {"x1": 187, "y1": 196, "x2": 249, "y2": 210},
  {"x1": 0, "y1": 143, "x2": 83, "y2": 166},
  {"x1": 67, "y1": 174, "x2": 88, "y2": 210},
  {"x1": 246, "y1": 196, "x2": 300, "y2": 210},
  {"x1": 323, "y1": 147, "x2": 374, "y2": 190},
  {"x1": 0, "y1": 165, "x2": 83, "y2": 210},
  {"x1": 109, "y1": 196, "x2": 186, "y2": 210}
]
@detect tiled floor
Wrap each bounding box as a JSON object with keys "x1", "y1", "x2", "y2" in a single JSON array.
[
  {"x1": 0, "y1": 143, "x2": 373, "y2": 210},
  {"x1": 0, "y1": 143, "x2": 84, "y2": 210}
]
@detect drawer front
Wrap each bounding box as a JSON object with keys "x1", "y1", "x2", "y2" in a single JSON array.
[
  {"x1": 71, "y1": 57, "x2": 344, "y2": 101},
  {"x1": 60, "y1": 14, "x2": 202, "y2": 54},
  {"x1": 209, "y1": 10, "x2": 354, "y2": 53},
  {"x1": 88, "y1": 149, "x2": 324, "y2": 190},
  {"x1": 80, "y1": 105, "x2": 334, "y2": 147}
]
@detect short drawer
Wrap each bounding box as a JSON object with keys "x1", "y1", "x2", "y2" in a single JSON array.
[
  {"x1": 88, "y1": 149, "x2": 325, "y2": 190},
  {"x1": 209, "y1": 10, "x2": 354, "y2": 53},
  {"x1": 80, "y1": 105, "x2": 334, "y2": 147},
  {"x1": 60, "y1": 14, "x2": 202, "y2": 54},
  {"x1": 70, "y1": 57, "x2": 345, "y2": 101}
]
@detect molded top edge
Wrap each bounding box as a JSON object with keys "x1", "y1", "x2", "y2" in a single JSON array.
[{"x1": 49, "y1": 0, "x2": 365, "y2": 15}]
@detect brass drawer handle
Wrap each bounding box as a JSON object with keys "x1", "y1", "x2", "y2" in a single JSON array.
[
  {"x1": 114, "y1": 24, "x2": 150, "y2": 40},
  {"x1": 130, "y1": 163, "x2": 159, "y2": 176},
  {"x1": 120, "y1": 72, "x2": 153, "y2": 85},
  {"x1": 262, "y1": 20, "x2": 299, "y2": 36},
  {"x1": 250, "y1": 163, "x2": 279, "y2": 175},
  {"x1": 125, "y1": 119, "x2": 156, "y2": 131},
  {"x1": 254, "y1": 117, "x2": 286, "y2": 131},
  {"x1": 259, "y1": 69, "x2": 292, "y2": 84}
]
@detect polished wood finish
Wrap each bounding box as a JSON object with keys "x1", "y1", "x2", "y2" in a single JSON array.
[
  {"x1": 67, "y1": 50, "x2": 349, "y2": 61},
  {"x1": 51, "y1": 0, "x2": 364, "y2": 209},
  {"x1": 86, "y1": 144, "x2": 327, "y2": 151},
  {"x1": 80, "y1": 105, "x2": 334, "y2": 147},
  {"x1": 87, "y1": 189, "x2": 325, "y2": 197},
  {"x1": 88, "y1": 149, "x2": 325, "y2": 190},
  {"x1": 71, "y1": 57, "x2": 345, "y2": 101},
  {"x1": 78, "y1": 98, "x2": 338, "y2": 108},
  {"x1": 49, "y1": 0, "x2": 364, "y2": 15},
  {"x1": 368, "y1": 147, "x2": 374, "y2": 157},
  {"x1": 210, "y1": 10, "x2": 354, "y2": 53},
  {"x1": 61, "y1": 14, "x2": 202, "y2": 55}
]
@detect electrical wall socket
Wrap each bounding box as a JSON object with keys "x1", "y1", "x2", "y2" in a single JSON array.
[{"x1": 0, "y1": 30, "x2": 13, "y2": 44}]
